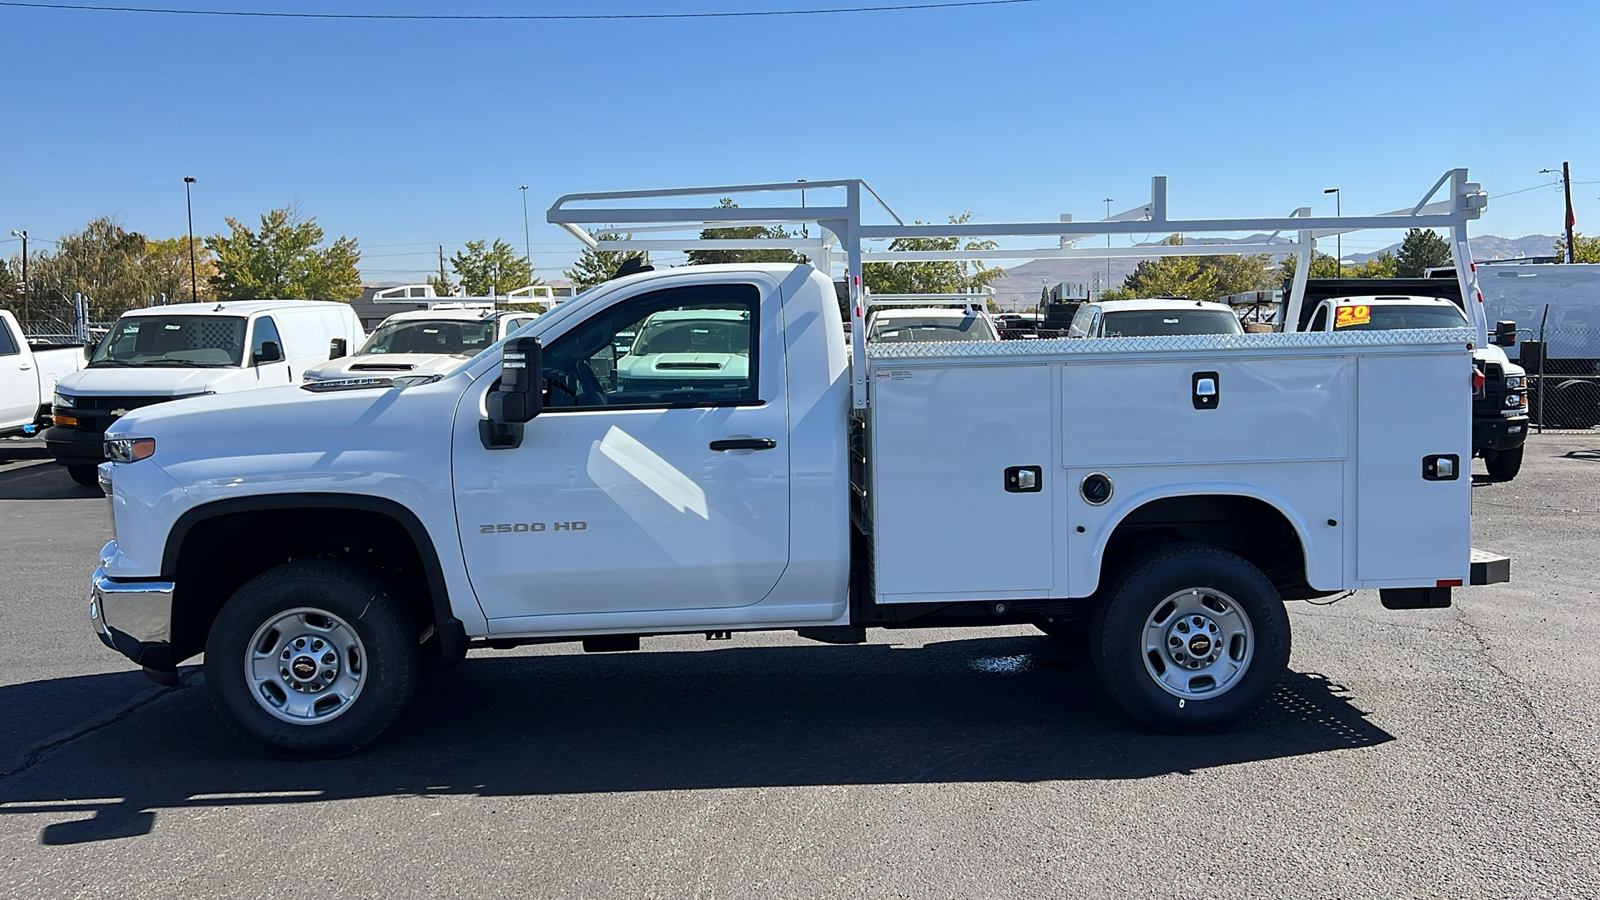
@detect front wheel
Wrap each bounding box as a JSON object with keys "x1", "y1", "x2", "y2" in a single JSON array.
[
  {"x1": 1090, "y1": 545, "x2": 1290, "y2": 732},
  {"x1": 204, "y1": 561, "x2": 419, "y2": 758},
  {"x1": 1484, "y1": 444, "x2": 1524, "y2": 481}
]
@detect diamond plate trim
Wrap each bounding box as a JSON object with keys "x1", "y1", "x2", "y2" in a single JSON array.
[{"x1": 865, "y1": 328, "x2": 1477, "y2": 359}]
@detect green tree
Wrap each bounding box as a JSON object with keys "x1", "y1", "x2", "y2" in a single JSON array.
[
  {"x1": 450, "y1": 238, "x2": 536, "y2": 295},
  {"x1": 28, "y1": 218, "x2": 156, "y2": 319},
  {"x1": 207, "y1": 206, "x2": 362, "y2": 301},
  {"x1": 684, "y1": 199, "x2": 801, "y2": 266},
  {"x1": 1205, "y1": 252, "x2": 1278, "y2": 295},
  {"x1": 564, "y1": 232, "x2": 652, "y2": 291},
  {"x1": 1554, "y1": 231, "x2": 1600, "y2": 263},
  {"x1": 1344, "y1": 251, "x2": 1398, "y2": 278},
  {"x1": 862, "y1": 213, "x2": 1006, "y2": 295},
  {"x1": 1280, "y1": 249, "x2": 1397, "y2": 283},
  {"x1": 1279, "y1": 251, "x2": 1341, "y2": 284},
  {"x1": 142, "y1": 236, "x2": 215, "y2": 304},
  {"x1": 1395, "y1": 228, "x2": 1453, "y2": 277},
  {"x1": 1117, "y1": 236, "x2": 1217, "y2": 299}
]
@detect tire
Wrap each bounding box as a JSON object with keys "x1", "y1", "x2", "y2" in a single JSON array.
[
  {"x1": 1484, "y1": 444, "x2": 1524, "y2": 481},
  {"x1": 204, "y1": 560, "x2": 419, "y2": 758},
  {"x1": 1089, "y1": 545, "x2": 1290, "y2": 732},
  {"x1": 67, "y1": 465, "x2": 100, "y2": 487},
  {"x1": 1552, "y1": 380, "x2": 1600, "y2": 429}
]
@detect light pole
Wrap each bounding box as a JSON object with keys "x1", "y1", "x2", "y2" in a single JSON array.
[
  {"x1": 1540, "y1": 164, "x2": 1575, "y2": 262},
  {"x1": 518, "y1": 185, "x2": 532, "y2": 276},
  {"x1": 1324, "y1": 188, "x2": 1341, "y2": 278},
  {"x1": 8, "y1": 230, "x2": 26, "y2": 328},
  {"x1": 183, "y1": 177, "x2": 198, "y2": 302},
  {"x1": 798, "y1": 179, "x2": 807, "y2": 238},
  {"x1": 1103, "y1": 198, "x2": 1114, "y2": 288}
]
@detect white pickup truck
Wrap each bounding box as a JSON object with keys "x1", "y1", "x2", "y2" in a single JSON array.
[
  {"x1": 90, "y1": 256, "x2": 1511, "y2": 757},
  {"x1": 0, "y1": 309, "x2": 87, "y2": 437}
]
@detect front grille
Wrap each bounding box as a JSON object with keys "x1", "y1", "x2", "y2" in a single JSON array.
[
  {"x1": 66, "y1": 395, "x2": 171, "y2": 412},
  {"x1": 1474, "y1": 362, "x2": 1504, "y2": 416}
]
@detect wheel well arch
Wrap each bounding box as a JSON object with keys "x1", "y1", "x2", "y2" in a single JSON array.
[
  {"x1": 1093, "y1": 491, "x2": 1315, "y2": 600},
  {"x1": 161, "y1": 494, "x2": 465, "y2": 665}
]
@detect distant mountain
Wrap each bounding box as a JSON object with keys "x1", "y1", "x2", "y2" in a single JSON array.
[
  {"x1": 1343, "y1": 235, "x2": 1559, "y2": 264},
  {"x1": 991, "y1": 234, "x2": 1561, "y2": 308}
]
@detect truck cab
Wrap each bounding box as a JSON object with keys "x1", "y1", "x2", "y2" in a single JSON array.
[
  {"x1": 1067, "y1": 298, "x2": 1244, "y2": 338},
  {"x1": 301, "y1": 306, "x2": 538, "y2": 383}
]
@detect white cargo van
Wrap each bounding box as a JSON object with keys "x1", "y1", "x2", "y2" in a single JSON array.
[{"x1": 47, "y1": 300, "x2": 363, "y2": 484}]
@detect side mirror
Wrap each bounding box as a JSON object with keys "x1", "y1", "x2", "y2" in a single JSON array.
[
  {"x1": 84, "y1": 340, "x2": 99, "y2": 359},
  {"x1": 1492, "y1": 320, "x2": 1517, "y2": 347},
  {"x1": 253, "y1": 341, "x2": 283, "y2": 365},
  {"x1": 482, "y1": 336, "x2": 542, "y2": 449},
  {"x1": 329, "y1": 338, "x2": 348, "y2": 360}
]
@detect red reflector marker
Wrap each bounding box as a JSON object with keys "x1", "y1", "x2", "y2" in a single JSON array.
[
  {"x1": 1437, "y1": 579, "x2": 1463, "y2": 588},
  {"x1": 1472, "y1": 370, "x2": 1486, "y2": 389}
]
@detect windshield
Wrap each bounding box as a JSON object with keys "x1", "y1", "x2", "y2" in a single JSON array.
[
  {"x1": 89, "y1": 315, "x2": 247, "y2": 367},
  {"x1": 360, "y1": 318, "x2": 498, "y2": 356},
  {"x1": 868, "y1": 313, "x2": 997, "y2": 343},
  {"x1": 1100, "y1": 310, "x2": 1243, "y2": 337},
  {"x1": 1334, "y1": 304, "x2": 1468, "y2": 331}
]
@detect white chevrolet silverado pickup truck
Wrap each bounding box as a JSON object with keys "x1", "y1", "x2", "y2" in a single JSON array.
[
  {"x1": 0, "y1": 309, "x2": 87, "y2": 437},
  {"x1": 88, "y1": 174, "x2": 1510, "y2": 757},
  {"x1": 91, "y1": 260, "x2": 1511, "y2": 756}
]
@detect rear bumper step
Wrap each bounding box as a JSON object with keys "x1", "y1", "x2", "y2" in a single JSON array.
[{"x1": 1470, "y1": 549, "x2": 1511, "y2": 586}]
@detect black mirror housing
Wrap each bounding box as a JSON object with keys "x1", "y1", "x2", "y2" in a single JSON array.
[
  {"x1": 329, "y1": 338, "x2": 348, "y2": 359},
  {"x1": 482, "y1": 336, "x2": 542, "y2": 449},
  {"x1": 254, "y1": 341, "x2": 283, "y2": 364},
  {"x1": 1492, "y1": 320, "x2": 1517, "y2": 347}
]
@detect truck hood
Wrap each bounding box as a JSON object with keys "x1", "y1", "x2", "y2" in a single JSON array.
[
  {"x1": 302, "y1": 352, "x2": 465, "y2": 381},
  {"x1": 56, "y1": 365, "x2": 234, "y2": 398},
  {"x1": 1476, "y1": 344, "x2": 1524, "y2": 376}
]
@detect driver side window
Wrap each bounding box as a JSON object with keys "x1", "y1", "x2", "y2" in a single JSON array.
[{"x1": 541, "y1": 283, "x2": 760, "y2": 411}]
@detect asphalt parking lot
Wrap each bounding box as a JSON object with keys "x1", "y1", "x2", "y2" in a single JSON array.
[{"x1": 0, "y1": 435, "x2": 1596, "y2": 899}]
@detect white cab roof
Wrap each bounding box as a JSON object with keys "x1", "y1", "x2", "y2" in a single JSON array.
[
  {"x1": 1323, "y1": 295, "x2": 1461, "y2": 307},
  {"x1": 120, "y1": 300, "x2": 340, "y2": 318},
  {"x1": 1094, "y1": 299, "x2": 1234, "y2": 313},
  {"x1": 379, "y1": 306, "x2": 506, "y2": 324}
]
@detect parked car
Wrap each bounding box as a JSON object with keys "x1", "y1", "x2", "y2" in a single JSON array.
[
  {"x1": 866, "y1": 308, "x2": 1000, "y2": 343},
  {"x1": 46, "y1": 300, "x2": 364, "y2": 485},
  {"x1": 302, "y1": 306, "x2": 539, "y2": 383},
  {"x1": 0, "y1": 309, "x2": 87, "y2": 437},
  {"x1": 1296, "y1": 290, "x2": 1529, "y2": 481},
  {"x1": 1067, "y1": 299, "x2": 1244, "y2": 338}
]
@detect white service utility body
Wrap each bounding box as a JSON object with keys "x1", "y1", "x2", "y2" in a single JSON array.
[
  {"x1": 0, "y1": 309, "x2": 87, "y2": 436},
  {"x1": 89, "y1": 172, "x2": 1510, "y2": 756}
]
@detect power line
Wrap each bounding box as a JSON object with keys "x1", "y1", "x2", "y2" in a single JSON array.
[{"x1": 0, "y1": 0, "x2": 1039, "y2": 20}]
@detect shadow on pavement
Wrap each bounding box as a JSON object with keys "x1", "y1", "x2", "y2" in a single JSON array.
[
  {"x1": 0, "y1": 635, "x2": 1393, "y2": 845},
  {"x1": 0, "y1": 460, "x2": 100, "y2": 500},
  {"x1": 1562, "y1": 449, "x2": 1600, "y2": 462}
]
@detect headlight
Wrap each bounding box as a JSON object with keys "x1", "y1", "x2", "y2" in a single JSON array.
[
  {"x1": 1504, "y1": 375, "x2": 1527, "y2": 390},
  {"x1": 104, "y1": 437, "x2": 156, "y2": 463},
  {"x1": 1505, "y1": 393, "x2": 1526, "y2": 408},
  {"x1": 53, "y1": 390, "x2": 74, "y2": 408}
]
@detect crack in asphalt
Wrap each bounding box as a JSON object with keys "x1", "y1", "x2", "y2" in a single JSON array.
[
  {"x1": 0, "y1": 674, "x2": 193, "y2": 782},
  {"x1": 1448, "y1": 604, "x2": 1600, "y2": 805}
]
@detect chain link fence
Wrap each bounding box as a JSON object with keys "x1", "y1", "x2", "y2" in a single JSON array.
[
  {"x1": 2, "y1": 289, "x2": 118, "y2": 346},
  {"x1": 1518, "y1": 325, "x2": 1600, "y2": 431}
]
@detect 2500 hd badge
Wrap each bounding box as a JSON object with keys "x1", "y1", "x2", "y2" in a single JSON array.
[{"x1": 479, "y1": 521, "x2": 588, "y2": 533}]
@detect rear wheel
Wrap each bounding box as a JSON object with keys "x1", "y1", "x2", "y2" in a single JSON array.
[
  {"x1": 67, "y1": 465, "x2": 99, "y2": 487},
  {"x1": 1090, "y1": 545, "x2": 1289, "y2": 731},
  {"x1": 204, "y1": 560, "x2": 419, "y2": 758},
  {"x1": 1484, "y1": 444, "x2": 1524, "y2": 481}
]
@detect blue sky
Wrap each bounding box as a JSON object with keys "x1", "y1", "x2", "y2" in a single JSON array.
[{"x1": 1, "y1": 0, "x2": 1596, "y2": 282}]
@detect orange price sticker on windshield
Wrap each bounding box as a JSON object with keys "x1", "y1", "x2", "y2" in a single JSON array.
[{"x1": 1334, "y1": 304, "x2": 1371, "y2": 328}]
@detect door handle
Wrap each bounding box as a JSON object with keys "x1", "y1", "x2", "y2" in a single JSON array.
[{"x1": 710, "y1": 438, "x2": 777, "y2": 451}]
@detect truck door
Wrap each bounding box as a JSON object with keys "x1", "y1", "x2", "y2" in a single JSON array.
[
  {"x1": 451, "y1": 278, "x2": 791, "y2": 621},
  {"x1": 0, "y1": 318, "x2": 36, "y2": 427}
]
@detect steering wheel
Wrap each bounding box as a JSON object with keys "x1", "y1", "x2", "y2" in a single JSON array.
[{"x1": 574, "y1": 362, "x2": 610, "y2": 406}]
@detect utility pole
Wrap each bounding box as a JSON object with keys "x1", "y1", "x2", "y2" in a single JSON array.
[
  {"x1": 1563, "y1": 161, "x2": 1575, "y2": 263},
  {"x1": 438, "y1": 244, "x2": 448, "y2": 292},
  {"x1": 8, "y1": 230, "x2": 26, "y2": 328},
  {"x1": 1324, "y1": 188, "x2": 1341, "y2": 278},
  {"x1": 183, "y1": 177, "x2": 198, "y2": 301},
  {"x1": 519, "y1": 185, "x2": 532, "y2": 274},
  {"x1": 1540, "y1": 163, "x2": 1576, "y2": 262},
  {"x1": 1103, "y1": 198, "x2": 1113, "y2": 288}
]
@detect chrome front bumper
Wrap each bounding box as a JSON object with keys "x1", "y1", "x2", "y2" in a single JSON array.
[{"x1": 90, "y1": 544, "x2": 176, "y2": 670}]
